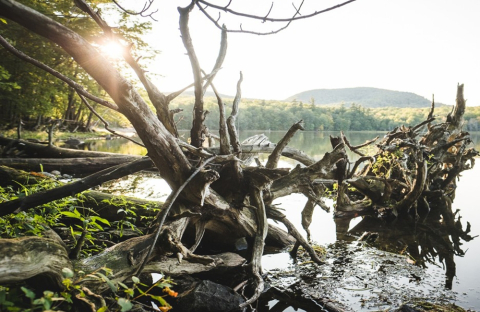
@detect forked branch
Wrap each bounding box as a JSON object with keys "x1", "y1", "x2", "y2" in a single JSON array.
[{"x1": 197, "y1": 0, "x2": 356, "y2": 35}]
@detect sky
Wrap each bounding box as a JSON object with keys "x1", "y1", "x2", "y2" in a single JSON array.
[{"x1": 140, "y1": 0, "x2": 480, "y2": 106}]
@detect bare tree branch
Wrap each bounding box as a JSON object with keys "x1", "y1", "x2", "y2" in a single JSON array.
[
  {"x1": 197, "y1": 0, "x2": 356, "y2": 35},
  {"x1": 207, "y1": 77, "x2": 231, "y2": 155},
  {"x1": 202, "y1": 25, "x2": 228, "y2": 94},
  {"x1": 111, "y1": 0, "x2": 158, "y2": 20},
  {"x1": 76, "y1": 92, "x2": 145, "y2": 146},
  {"x1": 227, "y1": 72, "x2": 243, "y2": 152},
  {"x1": 179, "y1": 1, "x2": 207, "y2": 147},
  {"x1": 266, "y1": 120, "x2": 304, "y2": 169},
  {"x1": 134, "y1": 156, "x2": 216, "y2": 277}
]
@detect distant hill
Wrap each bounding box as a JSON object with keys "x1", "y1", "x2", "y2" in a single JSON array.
[{"x1": 286, "y1": 87, "x2": 441, "y2": 108}]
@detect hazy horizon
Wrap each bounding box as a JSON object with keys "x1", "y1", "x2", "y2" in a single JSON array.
[{"x1": 140, "y1": 1, "x2": 480, "y2": 106}]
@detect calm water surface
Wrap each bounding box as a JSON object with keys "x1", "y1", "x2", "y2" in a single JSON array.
[{"x1": 85, "y1": 130, "x2": 480, "y2": 311}]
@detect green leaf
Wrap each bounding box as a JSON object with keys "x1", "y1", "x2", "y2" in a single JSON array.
[
  {"x1": 149, "y1": 294, "x2": 168, "y2": 307},
  {"x1": 96, "y1": 273, "x2": 117, "y2": 292},
  {"x1": 131, "y1": 276, "x2": 140, "y2": 284},
  {"x1": 61, "y1": 211, "x2": 82, "y2": 219},
  {"x1": 97, "y1": 306, "x2": 108, "y2": 312},
  {"x1": 73, "y1": 208, "x2": 82, "y2": 217},
  {"x1": 21, "y1": 286, "x2": 36, "y2": 300},
  {"x1": 91, "y1": 216, "x2": 110, "y2": 226},
  {"x1": 124, "y1": 288, "x2": 134, "y2": 297},
  {"x1": 62, "y1": 267, "x2": 74, "y2": 278},
  {"x1": 117, "y1": 298, "x2": 133, "y2": 312},
  {"x1": 61, "y1": 292, "x2": 73, "y2": 304},
  {"x1": 156, "y1": 282, "x2": 172, "y2": 289},
  {"x1": 0, "y1": 287, "x2": 6, "y2": 304},
  {"x1": 0, "y1": 18, "x2": 7, "y2": 24}
]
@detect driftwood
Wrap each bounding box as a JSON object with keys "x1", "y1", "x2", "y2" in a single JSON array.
[
  {"x1": 0, "y1": 137, "x2": 124, "y2": 158},
  {"x1": 333, "y1": 84, "x2": 478, "y2": 223},
  {"x1": 0, "y1": 236, "x2": 72, "y2": 289},
  {"x1": 0, "y1": 0, "x2": 477, "y2": 309},
  {"x1": 0, "y1": 156, "x2": 143, "y2": 175},
  {"x1": 0, "y1": 158, "x2": 153, "y2": 217}
]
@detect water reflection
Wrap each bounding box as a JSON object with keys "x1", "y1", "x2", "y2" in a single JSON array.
[
  {"x1": 336, "y1": 214, "x2": 476, "y2": 290},
  {"x1": 69, "y1": 130, "x2": 480, "y2": 161},
  {"x1": 58, "y1": 137, "x2": 147, "y2": 155},
  {"x1": 76, "y1": 129, "x2": 480, "y2": 310}
]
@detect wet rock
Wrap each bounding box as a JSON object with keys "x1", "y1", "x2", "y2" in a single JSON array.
[
  {"x1": 234, "y1": 237, "x2": 248, "y2": 251},
  {"x1": 51, "y1": 170, "x2": 61, "y2": 176},
  {"x1": 65, "y1": 138, "x2": 83, "y2": 146},
  {"x1": 173, "y1": 278, "x2": 245, "y2": 312},
  {"x1": 40, "y1": 172, "x2": 56, "y2": 179},
  {"x1": 395, "y1": 304, "x2": 421, "y2": 312}
]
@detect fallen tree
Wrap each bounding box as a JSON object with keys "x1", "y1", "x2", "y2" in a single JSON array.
[{"x1": 0, "y1": 0, "x2": 477, "y2": 311}]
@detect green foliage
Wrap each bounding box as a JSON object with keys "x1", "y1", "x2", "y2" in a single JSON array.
[
  {"x1": 0, "y1": 182, "x2": 104, "y2": 256},
  {"x1": 100, "y1": 197, "x2": 144, "y2": 237},
  {"x1": 0, "y1": 0, "x2": 155, "y2": 128},
  {"x1": 0, "y1": 181, "x2": 67, "y2": 238},
  {"x1": 0, "y1": 65, "x2": 20, "y2": 92},
  {"x1": 1, "y1": 267, "x2": 176, "y2": 312},
  {"x1": 169, "y1": 96, "x2": 466, "y2": 132},
  {"x1": 372, "y1": 149, "x2": 402, "y2": 178}
]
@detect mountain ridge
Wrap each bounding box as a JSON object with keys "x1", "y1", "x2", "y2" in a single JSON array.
[{"x1": 286, "y1": 87, "x2": 443, "y2": 108}]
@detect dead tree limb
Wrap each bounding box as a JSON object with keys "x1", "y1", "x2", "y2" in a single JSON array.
[
  {"x1": 179, "y1": 2, "x2": 206, "y2": 147},
  {"x1": 208, "y1": 77, "x2": 230, "y2": 155},
  {"x1": 0, "y1": 236, "x2": 72, "y2": 289},
  {"x1": 202, "y1": 25, "x2": 228, "y2": 94},
  {"x1": 267, "y1": 207, "x2": 324, "y2": 264},
  {"x1": 0, "y1": 157, "x2": 153, "y2": 217},
  {"x1": 266, "y1": 120, "x2": 304, "y2": 169},
  {"x1": 227, "y1": 72, "x2": 243, "y2": 153}
]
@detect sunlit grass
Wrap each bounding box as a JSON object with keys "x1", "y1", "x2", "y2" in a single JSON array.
[{"x1": 0, "y1": 129, "x2": 111, "y2": 141}]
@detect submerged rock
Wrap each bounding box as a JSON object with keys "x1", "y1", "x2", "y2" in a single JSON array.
[{"x1": 173, "y1": 278, "x2": 245, "y2": 312}]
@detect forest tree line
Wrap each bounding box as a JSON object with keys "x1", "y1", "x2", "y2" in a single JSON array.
[
  {"x1": 2, "y1": 2, "x2": 479, "y2": 134},
  {"x1": 169, "y1": 97, "x2": 480, "y2": 132},
  {"x1": 0, "y1": 0, "x2": 153, "y2": 132}
]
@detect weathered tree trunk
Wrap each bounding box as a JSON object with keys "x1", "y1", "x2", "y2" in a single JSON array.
[
  {"x1": 0, "y1": 236, "x2": 72, "y2": 289},
  {"x1": 1, "y1": 1, "x2": 477, "y2": 309}
]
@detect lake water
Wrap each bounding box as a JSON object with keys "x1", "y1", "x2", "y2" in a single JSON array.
[{"x1": 82, "y1": 130, "x2": 480, "y2": 311}]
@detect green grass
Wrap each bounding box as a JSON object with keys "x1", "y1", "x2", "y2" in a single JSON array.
[{"x1": 1, "y1": 129, "x2": 111, "y2": 141}]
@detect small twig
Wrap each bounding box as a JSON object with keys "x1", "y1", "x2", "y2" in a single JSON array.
[
  {"x1": 341, "y1": 131, "x2": 378, "y2": 156},
  {"x1": 111, "y1": 0, "x2": 158, "y2": 20},
  {"x1": 76, "y1": 92, "x2": 145, "y2": 147},
  {"x1": 263, "y1": 2, "x2": 274, "y2": 22},
  {"x1": 233, "y1": 280, "x2": 248, "y2": 292},
  {"x1": 197, "y1": 0, "x2": 356, "y2": 35}
]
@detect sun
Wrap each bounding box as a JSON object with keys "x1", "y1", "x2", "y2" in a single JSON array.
[{"x1": 98, "y1": 41, "x2": 126, "y2": 60}]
